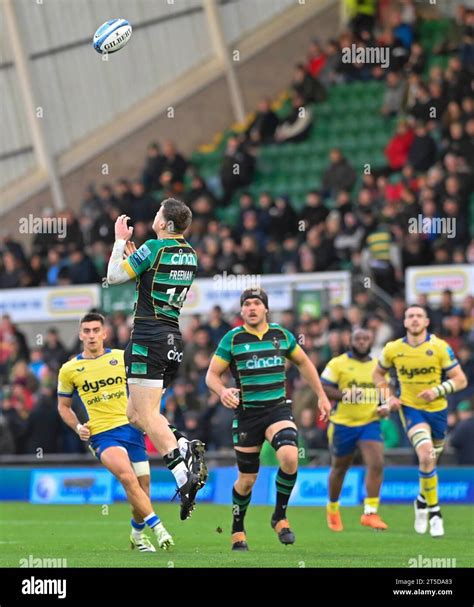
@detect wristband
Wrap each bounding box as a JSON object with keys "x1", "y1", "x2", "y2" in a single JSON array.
[{"x1": 434, "y1": 380, "x2": 455, "y2": 397}]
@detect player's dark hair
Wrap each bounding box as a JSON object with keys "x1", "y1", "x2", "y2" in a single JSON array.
[
  {"x1": 161, "y1": 198, "x2": 192, "y2": 233},
  {"x1": 80, "y1": 312, "x2": 105, "y2": 325},
  {"x1": 404, "y1": 304, "x2": 428, "y2": 317}
]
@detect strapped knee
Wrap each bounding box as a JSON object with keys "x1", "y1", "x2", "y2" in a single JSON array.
[
  {"x1": 235, "y1": 450, "x2": 260, "y2": 474},
  {"x1": 409, "y1": 428, "x2": 432, "y2": 451},
  {"x1": 271, "y1": 427, "x2": 298, "y2": 451},
  {"x1": 432, "y1": 439, "x2": 445, "y2": 459}
]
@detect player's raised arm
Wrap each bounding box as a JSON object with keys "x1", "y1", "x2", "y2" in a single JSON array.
[
  {"x1": 107, "y1": 215, "x2": 134, "y2": 284},
  {"x1": 205, "y1": 355, "x2": 240, "y2": 409},
  {"x1": 57, "y1": 395, "x2": 90, "y2": 441},
  {"x1": 288, "y1": 346, "x2": 332, "y2": 421}
]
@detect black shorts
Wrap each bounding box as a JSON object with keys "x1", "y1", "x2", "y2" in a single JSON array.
[
  {"x1": 124, "y1": 334, "x2": 183, "y2": 389},
  {"x1": 232, "y1": 404, "x2": 295, "y2": 448}
]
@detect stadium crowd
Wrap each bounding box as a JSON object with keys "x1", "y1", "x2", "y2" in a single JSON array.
[{"x1": 0, "y1": 1, "x2": 473, "y2": 460}]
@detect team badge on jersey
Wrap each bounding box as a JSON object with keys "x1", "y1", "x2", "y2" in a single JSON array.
[{"x1": 109, "y1": 359, "x2": 118, "y2": 365}]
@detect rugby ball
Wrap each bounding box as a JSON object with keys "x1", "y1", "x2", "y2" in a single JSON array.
[{"x1": 93, "y1": 18, "x2": 132, "y2": 54}]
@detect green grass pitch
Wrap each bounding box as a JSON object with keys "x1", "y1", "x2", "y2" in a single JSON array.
[{"x1": 1, "y1": 503, "x2": 472, "y2": 568}]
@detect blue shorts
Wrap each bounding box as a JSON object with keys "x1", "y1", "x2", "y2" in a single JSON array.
[
  {"x1": 90, "y1": 424, "x2": 147, "y2": 463},
  {"x1": 400, "y1": 405, "x2": 447, "y2": 441},
  {"x1": 328, "y1": 421, "x2": 382, "y2": 457}
]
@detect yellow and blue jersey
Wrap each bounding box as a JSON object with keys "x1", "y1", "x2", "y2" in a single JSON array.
[
  {"x1": 378, "y1": 333, "x2": 459, "y2": 412},
  {"x1": 321, "y1": 352, "x2": 380, "y2": 426},
  {"x1": 57, "y1": 348, "x2": 129, "y2": 436}
]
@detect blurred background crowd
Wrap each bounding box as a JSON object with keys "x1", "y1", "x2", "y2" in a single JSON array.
[{"x1": 0, "y1": 0, "x2": 473, "y2": 462}]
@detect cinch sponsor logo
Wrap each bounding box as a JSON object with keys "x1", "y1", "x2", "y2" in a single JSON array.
[
  {"x1": 170, "y1": 251, "x2": 197, "y2": 265},
  {"x1": 167, "y1": 349, "x2": 183, "y2": 362},
  {"x1": 246, "y1": 354, "x2": 284, "y2": 369},
  {"x1": 82, "y1": 377, "x2": 124, "y2": 393},
  {"x1": 398, "y1": 365, "x2": 436, "y2": 379}
]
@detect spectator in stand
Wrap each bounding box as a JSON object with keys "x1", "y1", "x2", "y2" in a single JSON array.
[
  {"x1": 160, "y1": 140, "x2": 188, "y2": 187},
  {"x1": 91, "y1": 204, "x2": 120, "y2": 246},
  {"x1": 28, "y1": 348, "x2": 47, "y2": 380},
  {"x1": 41, "y1": 328, "x2": 68, "y2": 372},
  {"x1": 0, "y1": 251, "x2": 21, "y2": 289},
  {"x1": 299, "y1": 190, "x2": 329, "y2": 230},
  {"x1": 385, "y1": 119, "x2": 415, "y2": 171},
  {"x1": 306, "y1": 39, "x2": 326, "y2": 78},
  {"x1": 202, "y1": 306, "x2": 231, "y2": 349},
  {"x1": 113, "y1": 179, "x2": 133, "y2": 215},
  {"x1": 449, "y1": 400, "x2": 474, "y2": 465},
  {"x1": 256, "y1": 192, "x2": 274, "y2": 233},
  {"x1": 24, "y1": 373, "x2": 62, "y2": 454},
  {"x1": 305, "y1": 226, "x2": 338, "y2": 271},
  {"x1": 322, "y1": 148, "x2": 356, "y2": 198},
  {"x1": 239, "y1": 210, "x2": 266, "y2": 248},
  {"x1": 142, "y1": 142, "x2": 165, "y2": 192},
  {"x1": 328, "y1": 305, "x2": 351, "y2": 332},
  {"x1": 67, "y1": 247, "x2": 100, "y2": 285},
  {"x1": 291, "y1": 63, "x2": 326, "y2": 104},
  {"x1": 239, "y1": 235, "x2": 263, "y2": 274},
  {"x1": 220, "y1": 136, "x2": 255, "y2": 205},
  {"x1": 184, "y1": 174, "x2": 216, "y2": 207},
  {"x1": 299, "y1": 408, "x2": 328, "y2": 450},
  {"x1": 430, "y1": 289, "x2": 462, "y2": 334},
  {"x1": 268, "y1": 195, "x2": 298, "y2": 241},
  {"x1": 404, "y1": 41, "x2": 426, "y2": 75},
  {"x1": 407, "y1": 121, "x2": 437, "y2": 172},
  {"x1": 245, "y1": 97, "x2": 279, "y2": 146},
  {"x1": 274, "y1": 93, "x2": 313, "y2": 144},
  {"x1": 0, "y1": 316, "x2": 29, "y2": 364},
  {"x1": 381, "y1": 71, "x2": 407, "y2": 117},
  {"x1": 128, "y1": 180, "x2": 156, "y2": 223},
  {"x1": 319, "y1": 39, "x2": 343, "y2": 88}
]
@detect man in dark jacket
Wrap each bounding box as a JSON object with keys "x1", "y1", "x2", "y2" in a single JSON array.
[
  {"x1": 450, "y1": 401, "x2": 474, "y2": 465},
  {"x1": 220, "y1": 136, "x2": 255, "y2": 205},
  {"x1": 322, "y1": 149, "x2": 356, "y2": 198},
  {"x1": 246, "y1": 98, "x2": 279, "y2": 145},
  {"x1": 291, "y1": 64, "x2": 326, "y2": 104},
  {"x1": 407, "y1": 122, "x2": 437, "y2": 172}
]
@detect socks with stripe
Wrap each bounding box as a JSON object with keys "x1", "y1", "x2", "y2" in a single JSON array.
[
  {"x1": 364, "y1": 496, "x2": 380, "y2": 515},
  {"x1": 169, "y1": 425, "x2": 189, "y2": 460},
  {"x1": 131, "y1": 518, "x2": 146, "y2": 540},
  {"x1": 419, "y1": 468, "x2": 439, "y2": 508},
  {"x1": 274, "y1": 469, "x2": 297, "y2": 521},
  {"x1": 164, "y1": 448, "x2": 188, "y2": 487},
  {"x1": 143, "y1": 513, "x2": 161, "y2": 531},
  {"x1": 232, "y1": 487, "x2": 252, "y2": 533}
]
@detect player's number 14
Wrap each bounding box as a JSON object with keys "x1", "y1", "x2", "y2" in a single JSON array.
[{"x1": 166, "y1": 287, "x2": 188, "y2": 308}]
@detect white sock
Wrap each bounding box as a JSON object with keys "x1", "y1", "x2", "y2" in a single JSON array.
[
  {"x1": 131, "y1": 527, "x2": 142, "y2": 540},
  {"x1": 172, "y1": 462, "x2": 189, "y2": 487},
  {"x1": 364, "y1": 505, "x2": 377, "y2": 515},
  {"x1": 177, "y1": 437, "x2": 189, "y2": 460}
]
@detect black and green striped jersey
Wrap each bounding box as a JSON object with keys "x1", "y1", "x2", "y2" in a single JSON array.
[
  {"x1": 215, "y1": 322, "x2": 299, "y2": 410},
  {"x1": 122, "y1": 237, "x2": 197, "y2": 338}
]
